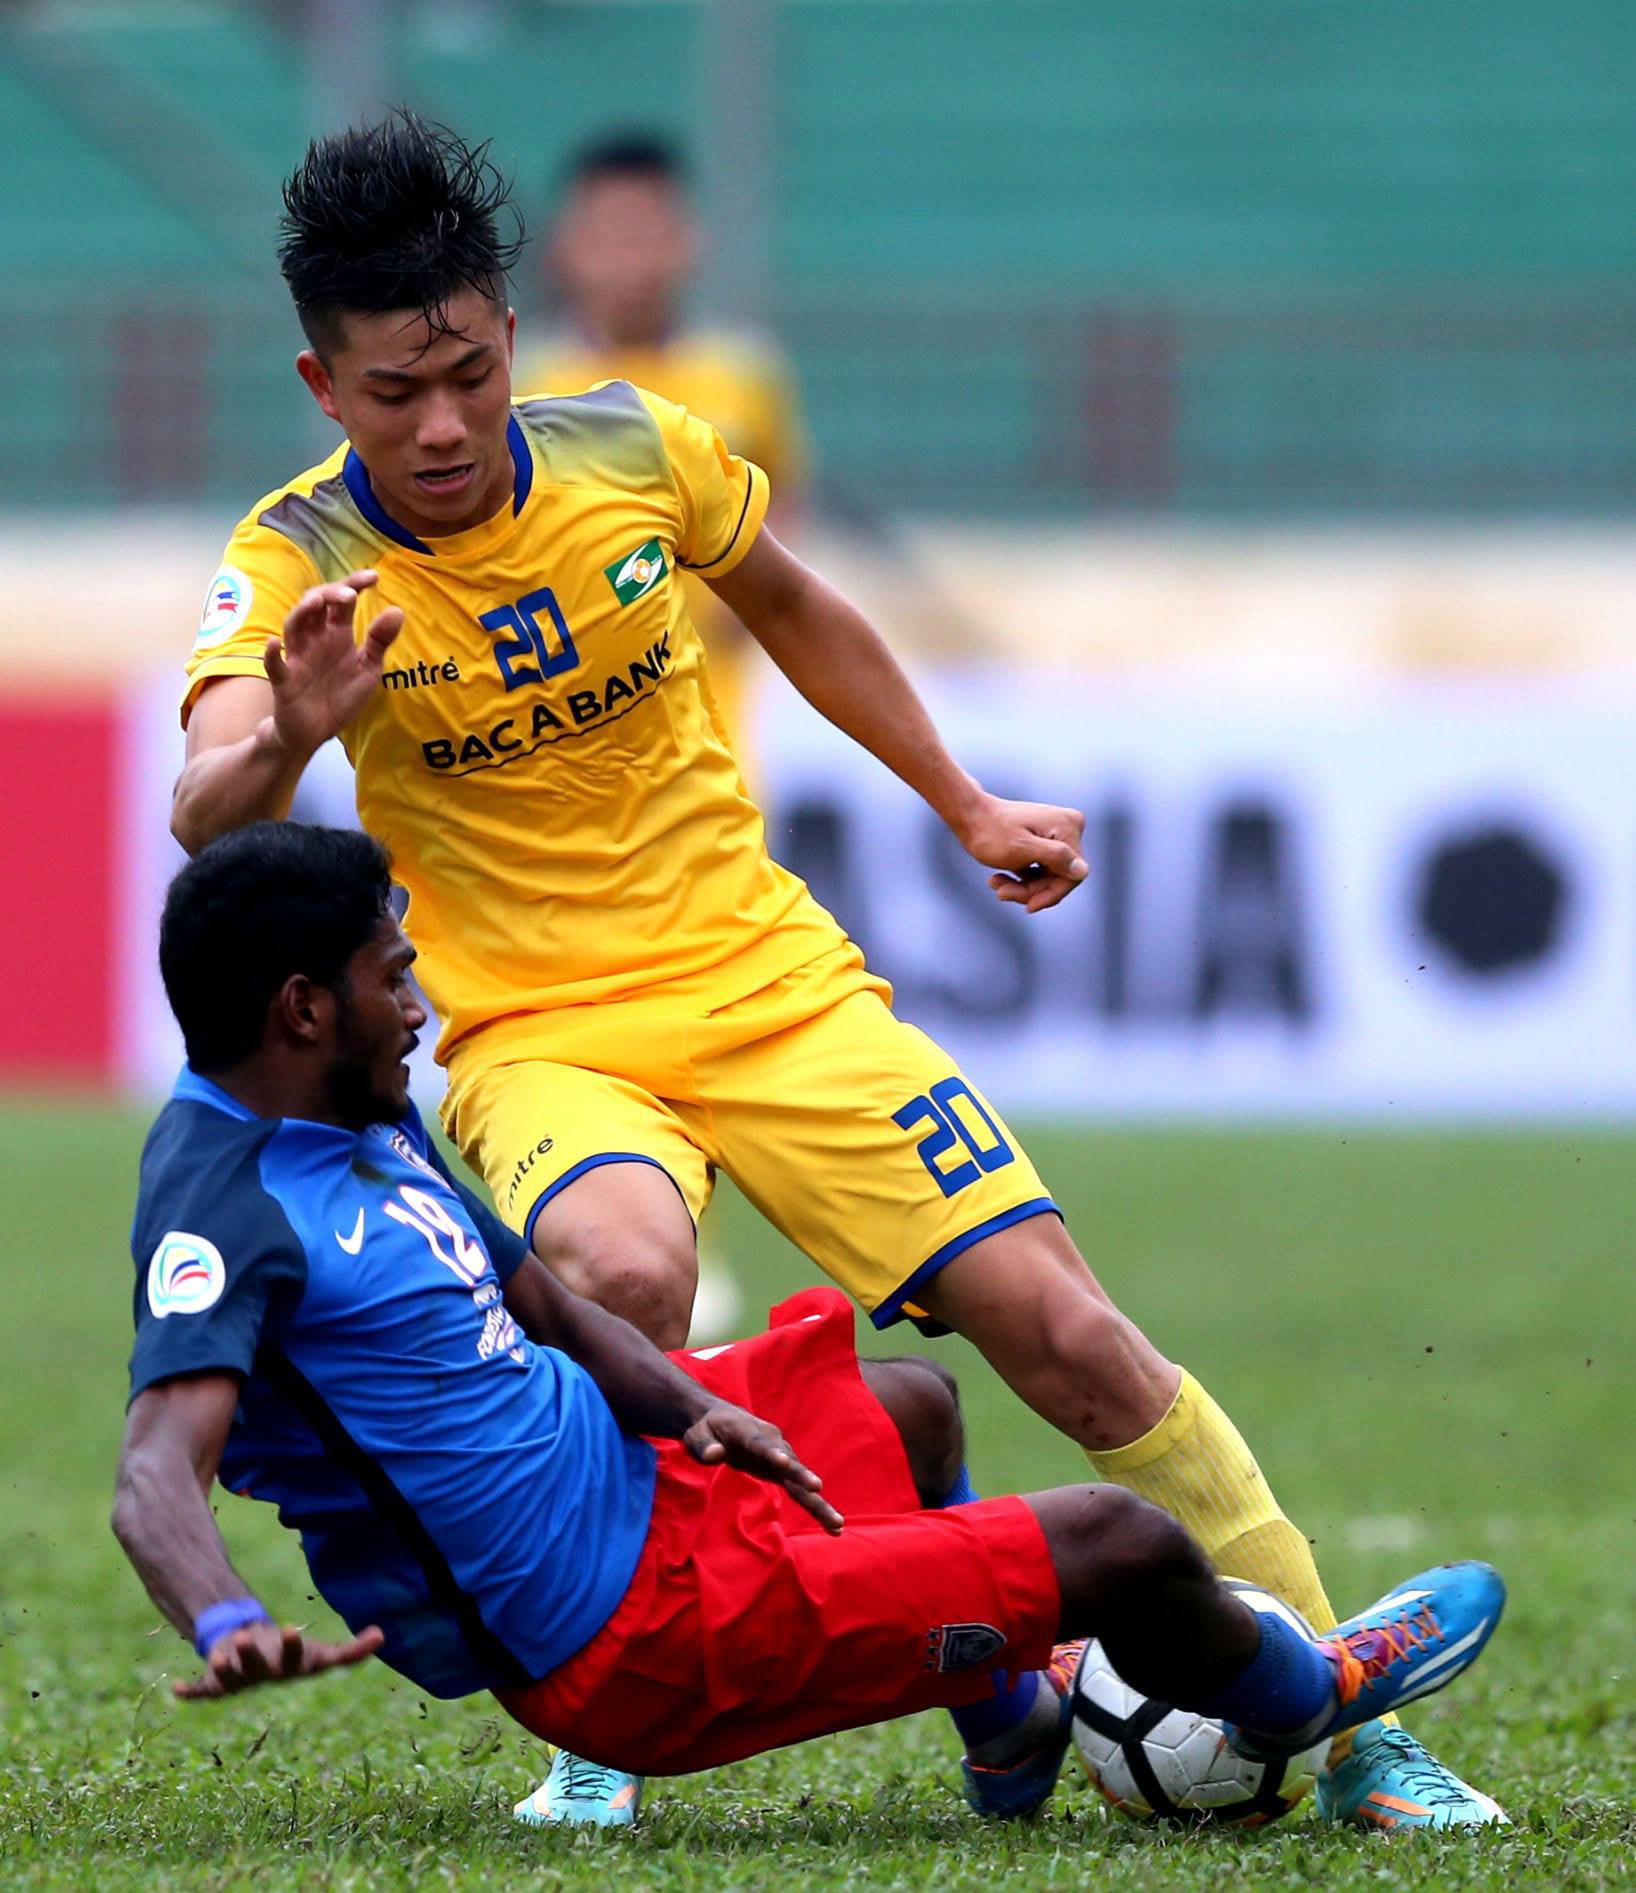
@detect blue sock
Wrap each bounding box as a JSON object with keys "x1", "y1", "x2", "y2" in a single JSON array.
[
  {"x1": 936, "y1": 1467, "x2": 1047, "y2": 1753},
  {"x1": 1195, "y1": 1609, "x2": 1337, "y2": 1735},
  {"x1": 939, "y1": 1463, "x2": 979, "y2": 1509}
]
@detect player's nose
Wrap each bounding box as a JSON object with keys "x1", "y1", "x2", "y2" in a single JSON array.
[{"x1": 415, "y1": 394, "x2": 467, "y2": 452}]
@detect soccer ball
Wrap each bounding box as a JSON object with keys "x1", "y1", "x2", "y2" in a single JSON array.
[{"x1": 1069, "y1": 1585, "x2": 1328, "y2": 1827}]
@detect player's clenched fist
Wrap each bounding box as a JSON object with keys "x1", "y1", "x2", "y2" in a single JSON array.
[
  {"x1": 176, "y1": 1620, "x2": 385, "y2": 1700},
  {"x1": 262, "y1": 568, "x2": 405, "y2": 759},
  {"x1": 683, "y1": 1403, "x2": 845, "y2": 1534},
  {"x1": 954, "y1": 791, "x2": 1089, "y2": 913}
]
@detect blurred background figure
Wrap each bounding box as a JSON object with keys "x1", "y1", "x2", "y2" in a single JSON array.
[
  {"x1": 516, "y1": 131, "x2": 814, "y2": 1338},
  {"x1": 519, "y1": 132, "x2": 810, "y2": 759}
]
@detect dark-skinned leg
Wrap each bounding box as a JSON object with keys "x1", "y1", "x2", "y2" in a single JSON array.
[
  {"x1": 857, "y1": 1356, "x2": 965, "y2": 1507},
  {"x1": 857, "y1": 1354, "x2": 1072, "y2": 1795},
  {"x1": 1024, "y1": 1484, "x2": 1343, "y2": 1743},
  {"x1": 917, "y1": 1215, "x2": 1339, "y2": 1638},
  {"x1": 1026, "y1": 1485, "x2": 1257, "y2": 1702}
]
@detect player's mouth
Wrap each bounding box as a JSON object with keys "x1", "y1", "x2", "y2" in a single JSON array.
[{"x1": 414, "y1": 463, "x2": 476, "y2": 497}]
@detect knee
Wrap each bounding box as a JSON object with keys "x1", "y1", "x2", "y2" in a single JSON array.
[
  {"x1": 1069, "y1": 1486, "x2": 1202, "y2": 1598},
  {"x1": 537, "y1": 1222, "x2": 697, "y2": 1350},
  {"x1": 863, "y1": 1355, "x2": 964, "y2": 1506},
  {"x1": 1016, "y1": 1292, "x2": 1178, "y2": 1450}
]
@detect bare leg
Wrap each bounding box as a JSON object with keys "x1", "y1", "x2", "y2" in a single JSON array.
[
  {"x1": 1027, "y1": 1485, "x2": 1260, "y2": 1704},
  {"x1": 917, "y1": 1216, "x2": 1179, "y2": 1449},
  {"x1": 529, "y1": 1162, "x2": 699, "y2": 1350},
  {"x1": 858, "y1": 1356, "x2": 965, "y2": 1506}
]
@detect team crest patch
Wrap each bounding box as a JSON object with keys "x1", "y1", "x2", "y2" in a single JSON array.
[
  {"x1": 924, "y1": 1622, "x2": 1008, "y2": 1672},
  {"x1": 604, "y1": 538, "x2": 669, "y2": 606},
  {"x1": 147, "y1": 1231, "x2": 227, "y2": 1318},
  {"x1": 195, "y1": 566, "x2": 253, "y2": 649}
]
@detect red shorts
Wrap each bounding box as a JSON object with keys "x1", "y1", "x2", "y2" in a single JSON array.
[{"x1": 495, "y1": 1287, "x2": 1060, "y2": 1774}]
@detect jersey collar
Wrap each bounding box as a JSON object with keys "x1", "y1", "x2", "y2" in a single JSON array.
[
  {"x1": 172, "y1": 1065, "x2": 420, "y2": 1144},
  {"x1": 341, "y1": 413, "x2": 534, "y2": 558},
  {"x1": 172, "y1": 1064, "x2": 260, "y2": 1120}
]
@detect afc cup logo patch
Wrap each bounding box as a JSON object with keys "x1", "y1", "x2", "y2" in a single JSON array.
[
  {"x1": 195, "y1": 566, "x2": 253, "y2": 649},
  {"x1": 924, "y1": 1621, "x2": 1007, "y2": 1672},
  {"x1": 147, "y1": 1231, "x2": 227, "y2": 1319}
]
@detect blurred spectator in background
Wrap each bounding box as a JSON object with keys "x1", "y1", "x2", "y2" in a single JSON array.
[
  {"x1": 519, "y1": 133, "x2": 811, "y2": 1340},
  {"x1": 518, "y1": 133, "x2": 810, "y2": 759}
]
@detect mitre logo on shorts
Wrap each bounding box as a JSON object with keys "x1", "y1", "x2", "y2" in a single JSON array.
[
  {"x1": 195, "y1": 567, "x2": 253, "y2": 650},
  {"x1": 505, "y1": 1137, "x2": 556, "y2": 1208},
  {"x1": 147, "y1": 1232, "x2": 227, "y2": 1319},
  {"x1": 924, "y1": 1622, "x2": 1007, "y2": 1672}
]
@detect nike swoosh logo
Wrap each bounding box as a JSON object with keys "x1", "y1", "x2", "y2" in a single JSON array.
[{"x1": 335, "y1": 1208, "x2": 365, "y2": 1254}]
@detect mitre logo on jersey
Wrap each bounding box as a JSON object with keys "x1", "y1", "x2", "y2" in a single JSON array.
[
  {"x1": 604, "y1": 538, "x2": 669, "y2": 607},
  {"x1": 195, "y1": 566, "x2": 253, "y2": 650},
  {"x1": 146, "y1": 1231, "x2": 227, "y2": 1319}
]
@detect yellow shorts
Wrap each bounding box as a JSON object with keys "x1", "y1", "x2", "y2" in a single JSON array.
[{"x1": 442, "y1": 946, "x2": 1057, "y2": 1330}]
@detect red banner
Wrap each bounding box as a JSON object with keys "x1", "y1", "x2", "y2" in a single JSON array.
[{"x1": 0, "y1": 696, "x2": 119, "y2": 1081}]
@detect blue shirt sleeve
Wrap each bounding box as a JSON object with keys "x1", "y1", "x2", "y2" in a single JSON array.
[
  {"x1": 129, "y1": 1122, "x2": 308, "y2": 1399},
  {"x1": 411, "y1": 1118, "x2": 531, "y2": 1285}
]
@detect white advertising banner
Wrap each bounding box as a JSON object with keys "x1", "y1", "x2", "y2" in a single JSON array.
[
  {"x1": 758, "y1": 675, "x2": 1636, "y2": 1118},
  {"x1": 121, "y1": 669, "x2": 1636, "y2": 1118}
]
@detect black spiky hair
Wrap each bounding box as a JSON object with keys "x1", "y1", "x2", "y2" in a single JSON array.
[{"x1": 278, "y1": 109, "x2": 525, "y2": 355}]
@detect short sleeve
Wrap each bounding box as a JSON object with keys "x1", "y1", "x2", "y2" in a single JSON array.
[
  {"x1": 129, "y1": 1165, "x2": 307, "y2": 1399},
  {"x1": 637, "y1": 389, "x2": 770, "y2": 577},
  {"x1": 181, "y1": 520, "x2": 319, "y2": 728}
]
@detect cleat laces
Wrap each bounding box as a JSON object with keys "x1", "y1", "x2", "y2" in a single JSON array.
[
  {"x1": 1324, "y1": 1601, "x2": 1444, "y2": 1703},
  {"x1": 1044, "y1": 1639, "x2": 1087, "y2": 1700},
  {"x1": 555, "y1": 1754, "x2": 625, "y2": 1808},
  {"x1": 1365, "y1": 1727, "x2": 1485, "y2": 1807}
]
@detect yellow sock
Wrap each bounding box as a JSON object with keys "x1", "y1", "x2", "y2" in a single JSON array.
[
  {"x1": 1088, "y1": 1372, "x2": 1402, "y2": 1756},
  {"x1": 1088, "y1": 1369, "x2": 1338, "y2": 1634}
]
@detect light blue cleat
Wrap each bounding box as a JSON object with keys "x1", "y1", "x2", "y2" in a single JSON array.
[
  {"x1": 960, "y1": 1641, "x2": 1083, "y2": 1820},
  {"x1": 513, "y1": 1748, "x2": 644, "y2": 1829},
  {"x1": 1229, "y1": 1561, "x2": 1505, "y2": 1763},
  {"x1": 1315, "y1": 1720, "x2": 1508, "y2": 1830}
]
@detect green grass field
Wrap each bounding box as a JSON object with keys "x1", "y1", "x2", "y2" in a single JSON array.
[{"x1": 1, "y1": 1099, "x2": 1631, "y2": 1890}]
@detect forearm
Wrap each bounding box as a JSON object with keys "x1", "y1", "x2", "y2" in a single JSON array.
[
  {"x1": 171, "y1": 722, "x2": 312, "y2": 855},
  {"x1": 111, "y1": 1451, "x2": 259, "y2": 1643},
  {"x1": 505, "y1": 1261, "x2": 712, "y2": 1437},
  {"x1": 736, "y1": 561, "x2": 984, "y2": 829}
]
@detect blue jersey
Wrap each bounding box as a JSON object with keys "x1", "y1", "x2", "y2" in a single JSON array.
[{"x1": 128, "y1": 1068, "x2": 657, "y2": 1697}]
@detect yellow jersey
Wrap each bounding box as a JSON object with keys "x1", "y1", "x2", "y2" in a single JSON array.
[
  {"x1": 516, "y1": 327, "x2": 809, "y2": 499},
  {"x1": 516, "y1": 328, "x2": 811, "y2": 750},
  {"x1": 183, "y1": 383, "x2": 846, "y2": 1064}
]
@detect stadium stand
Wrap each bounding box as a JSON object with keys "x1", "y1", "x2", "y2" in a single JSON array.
[{"x1": 1, "y1": 0, "x2": 1633, "y2": 515}]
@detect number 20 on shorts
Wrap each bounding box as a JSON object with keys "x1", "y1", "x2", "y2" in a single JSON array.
[{"x1": 893, "y1": 1077, "x2": 1015, "y2": 1198}]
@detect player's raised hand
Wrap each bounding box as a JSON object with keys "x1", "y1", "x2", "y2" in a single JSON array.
[
  {"x1": 955, "y1": 792, "x2": 1089, "y2": 913},
  {"x1": 684, "y1": 1403, "x2": 844, "y2": 1534},
  {"x1": 174, "y1": 1620, "x2": 385, "y2": 1700},
  {"x1": 263, "y1": 569, "x2": 405, "y2": 758}
]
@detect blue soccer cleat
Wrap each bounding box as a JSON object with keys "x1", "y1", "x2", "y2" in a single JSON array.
[
  {"x1": 1229, "y1": 1561, "x2": 1505, "y2": 1763},
  {"x1": 960, "y1": 1640, "x2": 1084, "y2": 1820},
  {"x1": 1315, "y1": 1720, "x2": 1509, "y2": 1830},
  {"x1": 513, "y1": 1748, "x2": 643, "y2": 1829}
]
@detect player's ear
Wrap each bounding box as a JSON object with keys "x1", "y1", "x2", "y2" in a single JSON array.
[
  {"x1": 296, "y1": 350, "x2": 343, "y2": 424},
  {"x1": 276, "y1": 973, "x2": 326, "y2": 1046},
  {"x1": 504, "y1": 307, "x2": 516, "y2": 362}
]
